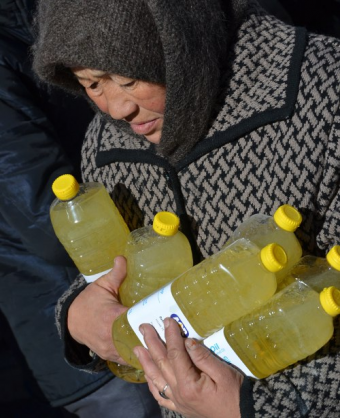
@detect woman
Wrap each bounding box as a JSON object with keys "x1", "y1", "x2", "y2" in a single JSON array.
[{"x1": 32, "y1": 0, "x2": 340, "y2": 416}]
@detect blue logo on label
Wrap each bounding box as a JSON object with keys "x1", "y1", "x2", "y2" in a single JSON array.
[{"x1": 170, "y1": 314, "x2": 189, "y2": 337}]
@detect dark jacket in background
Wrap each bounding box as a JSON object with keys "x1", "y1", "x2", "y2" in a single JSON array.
[
  {"x1": 262, "y1": 0, "x2": 340, "y2": 38},
  {"x1": 0, "y1": 0, "x2": 113, "y2": 407}
]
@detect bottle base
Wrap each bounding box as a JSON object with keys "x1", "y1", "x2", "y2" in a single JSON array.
[{"x1": 107, "y1": 361, "x2": 146, "y2": 383}]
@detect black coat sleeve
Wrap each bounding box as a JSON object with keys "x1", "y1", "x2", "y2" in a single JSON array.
[{"x1": 0, "y1": 42, "x2": 90, "y2": 265}]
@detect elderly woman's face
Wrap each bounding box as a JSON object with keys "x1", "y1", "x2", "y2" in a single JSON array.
[{"x1": 72, "y1": 68, "x2": 166, "y2": 144}]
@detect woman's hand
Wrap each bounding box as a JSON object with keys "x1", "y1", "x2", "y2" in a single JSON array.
[
  {"x1": 67, "y1": 256, "x2": 128, "y2": 363},
  {"x1": 134, "y1": 318, "x2": 244, "y2": 418}
]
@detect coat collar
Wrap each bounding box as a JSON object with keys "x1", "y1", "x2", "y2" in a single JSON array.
[{"x1": 177, "y1": 10, "x2": 308, "y2": 169}]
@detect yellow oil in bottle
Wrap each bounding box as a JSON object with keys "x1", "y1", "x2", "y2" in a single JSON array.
[
  {"x1": 111, "y1": 315, "x2": 143, "y2": 370},
  {"x1": 171, "y1": 239, "x2": 279, "y2": 337},
  {"x1": 50, "y1": 177, "x2": 129, "y2": 279},
  {"x1": 224, "y1": 205, "x2": 303, "y2": 282},
  {"x1": 119, "y1": 213, "x2": 193, "y2": 306},
  {"x1": 112, "y1": 238, "x2": 287, "y2": 370},
  {"x1": 277, "y1": 246, "x2": 340, "y2": 292},
  {"x1": 110, "y1": 211, "x2": 193, "y2": 382},
  {"x1": 219, "y1": 281, "x2": 340, "y2": 378}
]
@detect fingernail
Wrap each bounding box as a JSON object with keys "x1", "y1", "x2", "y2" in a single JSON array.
[
  {"x1": 133, "y1": 348, "x2": 140, "y2": 358},
  {"x1": 139, "y1": 325, "x2": 144, "y2": 335},
  {"x1": 164, "y1": 318, "x2": 170, "y2": 328},
  {"x1": 185, "y1": 338, "x2": 198, "y2": 350}
]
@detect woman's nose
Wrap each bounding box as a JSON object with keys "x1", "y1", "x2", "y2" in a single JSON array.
[{"x1": 105, "y1": 89, "x2": 138, "y2": 121}]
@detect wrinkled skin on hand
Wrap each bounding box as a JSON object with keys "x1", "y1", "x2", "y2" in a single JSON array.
[
  {"x1": 134, "y1": 318, "x2": 244, "y2": 418},
  {"x1": 67, "y1": 256, "x2": 128, "y2": 364}
]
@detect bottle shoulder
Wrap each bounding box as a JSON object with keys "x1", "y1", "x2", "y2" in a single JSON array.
[
  {"x1": 51, "y1": 182, "x2": 105, "y2": 208},
  {"x1": 127, "y1": 226, "x2": 155, "y2": 245},
  {"x1": 127, "y1": 227, "x2": 189, "y2": 246}
]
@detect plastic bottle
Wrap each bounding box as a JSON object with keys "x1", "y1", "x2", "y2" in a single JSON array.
[
  {"x1": 204, "y1": 282, "x2": 340, "y2": 379},
  {"x1": 224, "y1": 204, "x2": 303, "y2": 282},
  {"x1": 50, "y1": 174, "x2": 130, "y2": 282},
  {"x1": 119, "y1": 211, "x2": 193, "y2": 306},
  {"x1": 108, "y1": 211, "x2": 193, "y2": 383},
  {"x1": 111, "y1": 238, "x2": 287, "y2": 371},
  {"x1": 277, "y1": 245, "x2": 340, "y2": 292}
]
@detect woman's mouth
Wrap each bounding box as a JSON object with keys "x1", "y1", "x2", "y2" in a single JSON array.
[{"x1": 130, "y1": 119, "x2": 159, "y2": 136}]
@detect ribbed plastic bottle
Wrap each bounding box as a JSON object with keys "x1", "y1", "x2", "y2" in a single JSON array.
[
  {"x1": 119, "y1": 211, "x2": 193, "y2": 306},
  {"x1": 111, "y1": 238, "x2": 287, "y2": 370},
  {"x1": 204, "y1": 282, "x2": 340, "y2": 379},
  {"x1": 224, "y1": 204, "x2": 303, "y2": 283},
  {"x1": 108, "y1": 211, "x2": 193, "y2": 383},
  {"x1": 277, "y1": 245, "x2": 340, "y2": 292},
  {"x1": 50, "y1": 174, "x2": 130, "y2": 282}
]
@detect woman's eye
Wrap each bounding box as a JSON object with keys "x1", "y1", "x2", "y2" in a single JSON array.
[
  {"x1": 89, "y1": 82, "x2": 99, "y2": 90},
  {"x1": 121, "y1": 80, "x2": 137, "y2": 88}
]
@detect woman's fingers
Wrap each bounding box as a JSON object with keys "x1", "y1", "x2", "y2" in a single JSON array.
[
  {"x1": 134, "y1": 318, "x2": 244, "y2": 418},
  {"x1": 134, "y1": 324, "x2": 177, "y2": 408},
  {"x1": 134, "y1": 344, "x2": 176, "y2": 408},
  {"x1": 137, "y1": 323, "x2": 169, "y2": 386},
  {"x1": 136, "y1": 318, "x2": 203, "y2": 404},
  {"x1": 140, "y1": 318, "x2": 201, "y2": 384},
  {"x1": 162, "y1": 318, "x2": 201, "y2": 382},
  {"x1": 134, "y1": 324, "x2": 167, "y2": 378}
]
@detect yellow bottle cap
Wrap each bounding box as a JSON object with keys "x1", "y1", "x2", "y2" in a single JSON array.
[
  {"x1": 326, "y1": 246, "x2": 340, "y2": 272},
  {"x1": 273, "y1": 204, "x2": 302, "y2": 232},
  {"x1": 52, "y1": 174, "x2": 80, "y2": 200},
  {"x1": 320, "y1": 286, "x2": 340, "y2": 317},
  {"x1": 260, "y1": 243, "x2": 288, "y2": 273},
  {"x1": 153, "y1": 211, "x2": 180, "y2": 236}
]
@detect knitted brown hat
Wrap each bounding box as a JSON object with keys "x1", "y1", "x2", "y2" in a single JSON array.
[
  {"x1": 33, "y1": 0, "x2": 248, "y2": 163},
  {"x1": 32, "y1": 0, "x2": 165, "y2": 91}
]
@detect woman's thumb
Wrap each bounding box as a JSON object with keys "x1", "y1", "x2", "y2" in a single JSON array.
[{"x1": 96, "y1": 255, "x2": 127, "y2": 294}]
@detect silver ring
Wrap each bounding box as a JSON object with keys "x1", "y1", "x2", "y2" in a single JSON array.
[{"x1": 159, "y1": 383, "x2": 170, "y2": 400}]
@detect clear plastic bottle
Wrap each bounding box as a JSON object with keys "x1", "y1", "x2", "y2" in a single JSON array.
[
  {"x1": 224, "y1": 204, "x2": 303, "y2": 283},
  {"x1": 204, "y1": 282, "x2": 340, "y2": 379},
  {"x1": 50, "y1": 174, "x2": 130, "y2": 282},
  {"x1": 111, "y1": 238, "x2": 287, "y2": 370},
  {"x1": 108, "y1": 211, "x2": 193, "y2": 383},
  {"x1": 277, "y1": 245, "x2": 340, "y2": 292},
  {"x1": 119, "y1": 211, "x2": 193, "y2": 306}
]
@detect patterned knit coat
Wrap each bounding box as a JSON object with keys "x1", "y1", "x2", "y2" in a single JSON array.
[{"x1": 57, "y1": 3, "x2": 340, "y2": 417}]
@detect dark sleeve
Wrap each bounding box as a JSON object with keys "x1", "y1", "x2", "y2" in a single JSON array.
[
  {"x1": 0, "y1": 44, "x2": 93, "y2": 265},
  {"x1": 0, "y1": 76, "x2": 73, "y2": 265}
]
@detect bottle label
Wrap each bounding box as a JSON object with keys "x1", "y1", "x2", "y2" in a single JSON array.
[
  {"x1": 82, "y1": 268, "x2": 112, "y2": 283},
  {"x1": 127, "y1": 282, "x2": 204, "y2": 347},
  {"x1": 203, "y1": 329, "x2": 258, "y2": 378}
]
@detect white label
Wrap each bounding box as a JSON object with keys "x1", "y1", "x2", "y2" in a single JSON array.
[
  {"x1": 127, "y1": 282, "x2": 204, "y2": 347},
  {"x1": 82, "y1": 268, "x2": 112, "y2": 283},
  {"x1": 204, "y1": 328, "x2": 258, "y2": 379}
]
